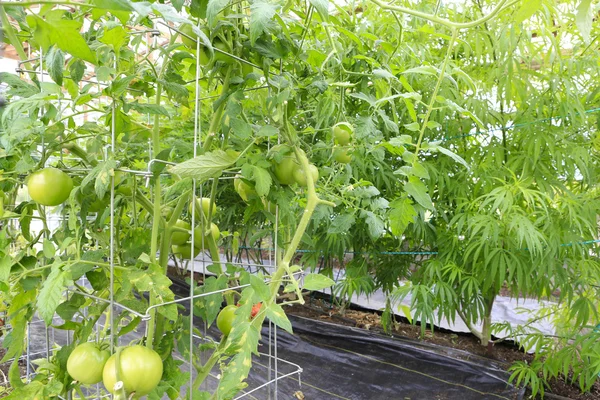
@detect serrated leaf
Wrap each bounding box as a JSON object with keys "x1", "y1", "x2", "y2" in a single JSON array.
[
  {"x1": 249, "y1": 274, "x2": 270, "y2": 302},
  {"x1": 100, "y1": 25, "x2": 128, "y2": 50},
  {"x1": 45, "y1": 46, "x2": 64, "y2": 86},
  {"x1": 170, "y1": 150, "x2": 238, "y2": 181},
  {"x1": 389, "y1": 196, "x2": 417, "y2": 236},
  {"x1": 404, "y1": 122, "x2": 420, "y2": 132},
  {"x1": 328, "y1": 213, "x2": 356, "y2": 234},
  {"x1": 372, "y1": 68, "x2": 396, "y2": 80},
  {"x1": 404, "y1": 177, "x2": 434, "y2": 210},
  {"x1": 37, "y1": 266, "x2": 71, "y2": 324},
  {"x1": 0, "y1": 73, "x2": 39, "y2": 97},
  {"x1": 265, "y1": 303, "x2": 293, "y2": 333},
  {"x1": 364, "y1": 211, "x2": 385, "y2": 239},
  {"x1": 303, "y1": 273, "x2": 334, "y2": 291},
  {"x1": 429, "y1": 142, "x2": 470, "y2": 169},
  {"x1": 128, "y1": 101, "x2": 170, "y2": 116},
  {"x1": 249, "y1": 1, "x2": 278, "y2": 44},
  {"x1": 252, "y1": 166, "x2": 272, "y2": 197},
  {"x1": 257, "y1": 125, "x2": 278, "y2": 137}
]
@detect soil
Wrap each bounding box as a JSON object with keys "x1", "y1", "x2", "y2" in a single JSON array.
[
  {"x1": 0, "y1": 347, "x2": 28, "y2": 398},
  {"x1": 285, "y1": 296, "x2": 600, "y2": 400}
]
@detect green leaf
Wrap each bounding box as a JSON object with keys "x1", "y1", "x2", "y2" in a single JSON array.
[
  {"x1": 514, "y1": 0, "x2": 542, "y2": 23},
  {"x1": 308, "y1": 0, "x2": 329, "y2": 19},
  {"x1": 404, "y1": 177, "x2": 434, "y2": 210},
  {"x1": 363, "y1": 211, "x2": 385, "y2": 239},
  {"x1": 27, "y1": 14, "x2": 95, "y2": 63},
  {"x1": 0, "y1": 255, "x2": 12, "y2": 282},
  {"x1": 106, "y1": 75, "x2": 135, "y2": 97},
  {"x1": 429, "y1": 142, "x2": 470, "y2": 169},
  {"x1": 158, "y1": 79, "x2": 189, "y2": 105},
  {"x1": 43, "y1": 239, "x2": 56, "y2": 258},
  {"x1": 389, "y1": 196, "x2": 417, "y2": 236},
  {"x1": 249, "y1": 1, "x2": 278, "y2": 44},
  {"x1": 170, "y1": 150, "x2": 238, "y2": 181},
  {"x1": 252, "y1": 166, "x2": 272, "y2": 197},
  {"x1": 95, "y1": 160, "x2": 117, "y2": 200},
  {"x1": 207, "y1": 0, "x2": 231, "y2": 27},
  {"x1": 402, "y1": 65, "x2": 438, "y2": 76},
  {"x1": 128, "y1": 101, "x2": 170, "y2": 116},
  {"x1": 328, "y1": 213, "x2": 356, "y2": 234},
  {"x1": 100, "y1": 25, "x2": 129, "y2": 50},
  {"x1": 249, "y1": 274, "x2": 270, "y2": 302},
  {"x1": 265, "y1": 302, "x2": 293, "y2": 333},
  {"x1": 404, "y1": 122, "x2": 420, "y2": 132},
  {"x1": 576, "y1": 0, "x2": 593, "y2": 42},
  {"x1": 45, "y1": 46, "x2": 64, "y2": 86},
  {"x1": 0, "y1": 73, "x2": 39, "y2": 97},
  {"x1": 303, "y1": 273, "x2": 334, "y2": 291},
  {"x1": 257, "y1": 125, "x2": 279, "y2": 137},
  {"x1": 37, "y1": 265, "x2": 71, "y2": 324}
]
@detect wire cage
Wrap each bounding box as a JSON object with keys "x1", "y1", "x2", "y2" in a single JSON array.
[{"x1": 1, "y1": 16, "x2": 303, "y2": 400}]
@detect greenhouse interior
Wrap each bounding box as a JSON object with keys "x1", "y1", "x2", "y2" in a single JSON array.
[{"x1": 0, "y1": 0, "x2": 599, "y2": 399}]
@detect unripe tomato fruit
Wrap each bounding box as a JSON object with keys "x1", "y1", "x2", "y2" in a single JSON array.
[
  {"x1": 273, "y1": 156, "x2": 298, "y2": 185},
  {"x1": 180, "y1": 25, "x2": 211, "y2": 65},
  {"x1": 292, "y1": 164, "x2": 319, "y2": 187},
  {"x1": 234, "y1": 177, "x2": 256, "y2": 202},
  {"x1": 172, "y1": 243, "x2": 200, "y2": 259},
  {"x1": 217, "y1": 305, "x2": 237, "y2": 336},
  {"x1": 213, "y1": 39, "x2": 233, "y2": 63},
  {"x1": 189, "y1": 197, "x2": 217, "y2": 220},
  {"x1": 67, "y1": 342, "x2": 110, "y2": 385},
  {"x1": 102, "y1": 345, "x2": 163, "y2": 397},
  {"x1": 193, "y1": 223, "x2": 220, "y2": 247},
  {"x1": 332, "y1": 122, "x2": 353, "y2": 145},
  {"x1": 171, "y1": 220, "x2": 191, "y2": 246},
  {"x1": 27, "y1": 168, "x2": 73, "y2": 206},
  {"x1": 333, "y1": 147, "x2": 352, "y2": 163}
]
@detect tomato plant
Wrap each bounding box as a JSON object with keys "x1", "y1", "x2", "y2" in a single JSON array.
[
  {"x1": 26, "y1": 168, "x2": 73, "y2": 206},
  {"x1": 1, "y1": 0, "x2": 598, "y2": 399},
  {"x1": 67, "y1": 342, "x2": 110, "y2": 385},
  {"x1": 102, "y1": 345, "x2": 163, "y2": 396}
]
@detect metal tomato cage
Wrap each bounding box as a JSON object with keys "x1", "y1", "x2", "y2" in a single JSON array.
[{"x1": 2, "y1": 19, "x2": 302, "y2": 400}]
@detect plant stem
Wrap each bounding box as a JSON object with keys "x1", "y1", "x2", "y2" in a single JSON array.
[{"x1": 413, "y1": 28, "x2": 457, "y2": 159}]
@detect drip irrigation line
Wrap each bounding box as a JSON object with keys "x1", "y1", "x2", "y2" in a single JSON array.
[{"x1": 443, "y1": 107, "x2": 600, "y2": 142}]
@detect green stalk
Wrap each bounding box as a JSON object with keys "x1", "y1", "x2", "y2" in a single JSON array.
[
  {"x1": 413, "y1": 28, "x2": 458, "y2": 159},
  {"x1": 202, "y1": 67, "x2": 233, "y2": 150}
]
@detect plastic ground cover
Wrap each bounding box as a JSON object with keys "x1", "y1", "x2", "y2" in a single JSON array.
[{"x1": 171, "y1": 279, "x2": 525, "y2": 400}]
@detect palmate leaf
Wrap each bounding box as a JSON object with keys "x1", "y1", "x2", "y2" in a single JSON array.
[{"x1": 170, "y1": 150, "x2": 238, "y2": 181}]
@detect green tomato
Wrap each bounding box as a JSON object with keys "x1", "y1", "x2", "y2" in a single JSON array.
[
  {"x1": 27, "y1": 167, "x2": 74, "y2": 206},
  {"x1": 333, "y1": 147, "x2": 352, "y2": 164},
  {"x1": 189, "y1": 197, "x2": 217, "y2": 220},
  {"x1": 216, "y1": 305, "x2": 237, "y2": 336},
  {"x1": 234, "y1": 177, "x2": 256, "y2": 202},
  {"x1": 273, "y1": 156, "x2": 298, "y2": 185},
  {"x1": 102, "y1": 345, "x2": 163, "y2": 397},
  {"x1": 172, "y1": 243, "x2": 200, "y2": 260},
  {"x1": 67, "y1": 342, "x2": 110, "y2": 385},
  {"x1": 213, "y1": 39, "x2": 233, "y2": 63},
  {"x1": 292, "y1": 164, "x2": 319, "y2": 187},
  {"x1": 171, "y1": 220, "x2": 191, "y2": 246},
  {"x1": 193, "y1": 223, "x2": 220, "y2": 247},
  {"x1": 332, "y1": 122, "x2": 353, "y2": 146}
]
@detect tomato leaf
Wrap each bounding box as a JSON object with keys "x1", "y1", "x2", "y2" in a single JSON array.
[
  {"x1": 26, "y1": 14, "x2": 95, "y2": 63},
  {"x1": 303, "y1": 273, "x2": 334, "y2": 291},
  {"x1": 514, "y1": 0, "x2": 542, "y2": 23},
  {"x1": 251, "y1": 166, "x2": 272, "y2": 197},
  {"x1": 43, "y1": 238, "x2": 56, "y2": 259},
  {"x1": 170, "y1": 150, "x2": 238, "y2": 182},
  {"x1": 404, "y1": 176, "x2": 434, "y2": 210},
  {"x1": 45, "y1": 46, "x2": 64, "y2": 86},
  {"x1": 37, "y1": 265, "x2": 71, "y2": 325},
  {"x1": 249, "y1": 274, "x2": 270, "y2": 302},
  {"x1": 95, "y1": 160, "x2": 117, "y2": 200},
  {"x1": 389, "y1": 196, "x2": 417, "y2": 236},
  {"x1": 249, "y1": 1, "x2": 278, "y2": 44},
  {"x1": 0, "y1": 73, "x2": 39, "y2": 97},
  {"x1": 207, "y1": 0, "x2": 231, "y2": 27},
  {"x1": 265, "y1": 302, "x2": 293, "y2": 333},
  {"x1": 308, "y1": 0, "x2": 329, "y2": 19},
  {"x1": 128, "y1": 101, "x2": 170, "y2": 116}
]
